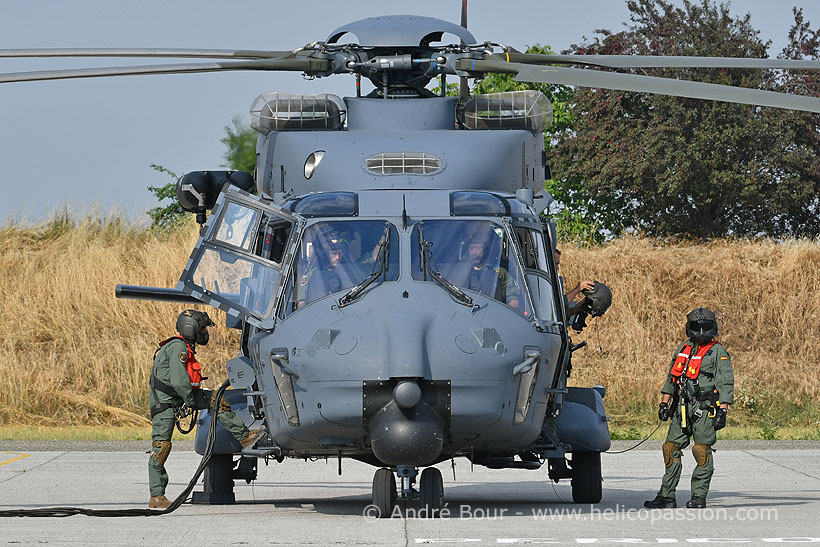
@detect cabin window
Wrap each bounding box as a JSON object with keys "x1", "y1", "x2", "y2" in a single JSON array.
[
  {"x1": 291, "y1": 192, "x2": 358, "y2": 217},
  {"x1": 450, "y1": 192, "x2": 508, "y2": 216}
]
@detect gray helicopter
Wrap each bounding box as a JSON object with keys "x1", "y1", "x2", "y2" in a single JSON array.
[{"x1": 5, "y1": 12, "x2": 820, "y2": 518}]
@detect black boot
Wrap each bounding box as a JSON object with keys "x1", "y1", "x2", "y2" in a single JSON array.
[
  {"x1": 644, "y1": 494, "x2": 676, "y2": 508},
  {"x1": 686, "y1": 497, "x2": 706, "y2": 508}
]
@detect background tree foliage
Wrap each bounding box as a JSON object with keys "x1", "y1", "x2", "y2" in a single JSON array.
[
  {"x1": 551, "y1": 0, "x2": 820, "y2": 238},
  {"x1": 220, "y1": 116, "x2": 257, "y2": 173}
]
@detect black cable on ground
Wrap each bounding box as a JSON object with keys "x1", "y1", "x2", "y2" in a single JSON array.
[
  {"x1": 554, "y1": 420, "x2": 664, "y2": 455},
  {"x1": 605, "y1": 421, "x2": 663, "y2": 454},
  {"x1": 0, "y1": 379, "x2": 231, "y2": 518}
]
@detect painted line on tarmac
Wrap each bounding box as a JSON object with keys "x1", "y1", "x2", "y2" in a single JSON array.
[{"x1": 0, "y1": 451, "x2": 31, "y2": 466}]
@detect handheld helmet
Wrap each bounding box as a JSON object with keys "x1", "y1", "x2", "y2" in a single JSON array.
[
  {"x1": 581, "y1": 281, "x2": 613, "y2": 317},
  {"x1": 685, "y1": 307, "x2": 718, "y2": 343},
  {"x1": 176, "y1": 309, "x2": 215, "y2": 345}
]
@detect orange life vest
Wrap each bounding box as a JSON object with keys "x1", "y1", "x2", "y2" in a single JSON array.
[
  {"x1": 670, "y1": 341, "x2": 717, "y2": 380},
  {"x1": 159, "y1": 336, "x2": 203, "y2": 389}
]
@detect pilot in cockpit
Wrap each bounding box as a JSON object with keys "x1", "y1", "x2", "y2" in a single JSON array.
[
  {"x1": 296, "y1": 226, "x2": 353, "y2": 308},
  {"x1": 454, "y1": 224, "x2": 520, "y2": 310}
]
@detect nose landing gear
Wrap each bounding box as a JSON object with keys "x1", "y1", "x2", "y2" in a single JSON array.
[
  {"x1": 370, "y1": 465, "x2": 445, "y2": 518},
  {"x1": 371, "y1": 467, "x2": 397, "y2": 518},
  {"x1": 419, "y1": 467, "x2": 444, "y2": 516}
]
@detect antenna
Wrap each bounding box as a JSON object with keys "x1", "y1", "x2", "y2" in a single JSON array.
[{"x1": 459, "y1": 0, "x2": 469, "y2": 99}]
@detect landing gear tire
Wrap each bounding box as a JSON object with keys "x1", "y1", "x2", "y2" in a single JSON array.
[
  {"x1": 372, "y1": 467, "x2": 397, "y2": 518},
  {"x1": 419, "y1": 467, "x2": 444, "y2": 517},
  {"x1": 571, "y1": 451, "x2": 602, "y2": 503},
  {"x1": 191, "y1": 453, "x2": 235, "y2": 504}
]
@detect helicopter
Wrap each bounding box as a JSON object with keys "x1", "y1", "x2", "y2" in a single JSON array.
[{"x1": 4, "y1": 11, "x2": 820, "y2": 519}]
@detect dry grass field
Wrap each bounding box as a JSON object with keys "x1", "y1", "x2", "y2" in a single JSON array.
[{"x1": 1, "y1": 215, "x2": 818, "y2": 438}]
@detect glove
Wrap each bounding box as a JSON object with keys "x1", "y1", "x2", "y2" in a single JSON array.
[
  {"x1": 658, "y1": 402, "x2": 670, "y2": 422},
  {"x1": 714, "y1": 408, "x2": 727, "y2": 431}
]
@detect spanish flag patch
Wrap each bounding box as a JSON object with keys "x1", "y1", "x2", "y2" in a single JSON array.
[{"x1": 720, "y1": 356, "x2": 728, "y2": 360}]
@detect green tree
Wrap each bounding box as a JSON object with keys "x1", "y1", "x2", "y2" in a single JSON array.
[
  {"x1": 552, "y1": 0, "x2": 818, "y2": 238},
  {"x1": 771, "y1": 8, "x2": 820, "y2": 236},
  {"x1": 146, "y1": 163, "x2": 185, "y2": 230},
  {"x1": 221, "y1": 116, "x2": 257, "y2": 173}
]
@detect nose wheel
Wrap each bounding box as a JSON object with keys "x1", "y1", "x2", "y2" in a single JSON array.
[
  {"x1": 419, "y1": 467, "x2": 444, "y2": 516},
  {"x1": 371, "y1": 467, "x2": 397, "y2": 518}
]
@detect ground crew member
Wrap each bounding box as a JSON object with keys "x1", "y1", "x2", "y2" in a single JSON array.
[
  {"x1": 148, "y1": 310, "x2": 261, "y2": 508},
  {"x1": 644, "y1": 308, "x2": 734, "y2": 509}
]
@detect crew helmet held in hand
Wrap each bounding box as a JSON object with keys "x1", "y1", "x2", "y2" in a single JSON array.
[
  {"x1": 176, "y1": 309, "x2": 215, "y2": 345},
  {"x1": 685, "y1": 307, "x2": 718, "y2": 343},
  {"x1": 581, "y1": 281, "x2": 612, "y2": 317}
]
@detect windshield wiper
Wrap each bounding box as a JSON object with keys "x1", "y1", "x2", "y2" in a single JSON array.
[
  {"x1": 338, "y1": 226, "x2": 391, "y2": 308},
  {"x1": 416, "y1": 224, "x2": 473, "y2": 308}
]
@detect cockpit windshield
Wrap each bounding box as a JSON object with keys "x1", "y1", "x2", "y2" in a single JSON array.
[
  {"x1": 280, "y1": 220, "x2": 399, "y2": 316},
  {"x1": 411, "y1": 220, "x2": 532, "y2": 317}
]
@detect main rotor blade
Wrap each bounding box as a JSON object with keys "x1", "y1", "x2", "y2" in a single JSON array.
[
  {"x1": 0, "y1": 48, "x2": 293, "y2": 60},
  {"x1": 0, "y1": 57, "x2": 331, "y2": 84},
  {"x1": 464, "y1": 59, "x2": 820, "y2": 113},
  {"x1": 502, "y1": 51, "x2": 820, "y2": 70}
]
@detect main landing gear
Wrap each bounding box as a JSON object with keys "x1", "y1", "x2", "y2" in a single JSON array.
[
  {"x1": 371, "y1": 465, "x2": 445, "y2": 518},
  {"x1": 191, "y1": 455, "x2": 258, "y2": 505}
]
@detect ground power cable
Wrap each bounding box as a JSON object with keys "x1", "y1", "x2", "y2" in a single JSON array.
[
  {"x1": 0, "y1": 380, "x2": 231, "y2": 517},
  {"x1": 555, "y1": 420, "x2": 664, "y2": 455}
]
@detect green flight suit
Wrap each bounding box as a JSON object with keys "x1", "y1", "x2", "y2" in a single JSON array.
[
  {"x1": 148, "y1": 337, "x2": 248, "y2": 497},
  {"x1": 295, "y1": 264, "x2": 342, "y2": 307},
  {"x1": 467, "y1": 263, "x2": 521, "y2": 307},
  {"x1": 657, "y1": 340, "x2": 734, "y2": 500}
]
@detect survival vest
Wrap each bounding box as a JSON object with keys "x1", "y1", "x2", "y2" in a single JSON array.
[
  {"x1": 670, "y1": 341, "x2": 717, "y2": 380},
  {"x1": 157, "y1": 336, "x2": 203, "y2": 389}
]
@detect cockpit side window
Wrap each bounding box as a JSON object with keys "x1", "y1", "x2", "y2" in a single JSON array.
[
  {"x1": 279, "y1": 220, "x2": 399, "y2": 317},
  {"x1": 253, "y1": 218, "x2": 292, "y2": 265},
  {"x1": 513, "y1": 226, "x2": 550, "y2": 274}
]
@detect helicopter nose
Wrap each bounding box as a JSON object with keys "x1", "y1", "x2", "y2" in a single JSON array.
[{"x1": 393, "y1": 380, "x2": 422, "y2": 409}]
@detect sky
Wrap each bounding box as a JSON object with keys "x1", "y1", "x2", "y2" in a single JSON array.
[{"x1": 2, "y1": 0, "x2": 820, "y2": 223}]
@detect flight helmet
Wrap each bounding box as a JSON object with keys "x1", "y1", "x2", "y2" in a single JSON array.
[
  {"x1": 685, "y1": 307, "x2": 718, "y2": 343},
  {"x1": 581, "y1": 282, "x2": 613, "y2": 317},
  {"x1": 176, "y1": 309, "x2": 215, "y2": 346}
]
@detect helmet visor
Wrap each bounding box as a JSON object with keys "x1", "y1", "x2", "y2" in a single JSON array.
[{"x1": 688, "y1": 320, "x2": 703, "y2": 332}]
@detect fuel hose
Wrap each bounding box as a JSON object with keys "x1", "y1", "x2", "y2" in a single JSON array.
[{"x1": 0, "y1": 379, "x2": 231, "y2": 517}]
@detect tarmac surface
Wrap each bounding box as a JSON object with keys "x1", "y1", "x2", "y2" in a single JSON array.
[{"x1": 0, "y1": 441, "x2": 819, "y2": 545}]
